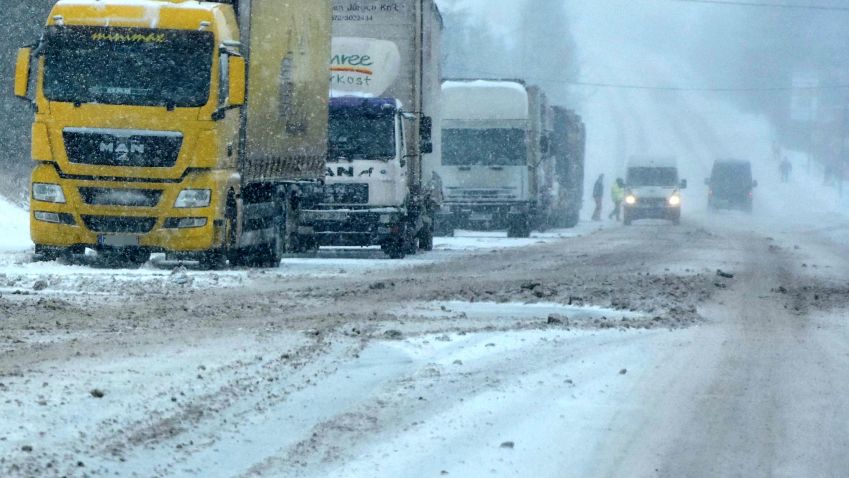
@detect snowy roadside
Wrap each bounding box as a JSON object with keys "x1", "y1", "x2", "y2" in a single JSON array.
[
  {"x1": 0, "y1": 196, "x2": 31, "y2": 256},
  {"x1": 0, "y1": 194, "x2": 604, "y2": 298}
]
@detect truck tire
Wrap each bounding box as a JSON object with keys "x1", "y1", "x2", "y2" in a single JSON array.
[
  {"x1": 293, "y1": 234, "x2": 319, "y2": 254},
  {"x1": 402, "y1": 227, "x2": 418, "y2": 255},
  {"x1": 254, "y1": 203, "x2": 285, "y2": 268},
  {"x1": 99, "y1": 249, "x2": 150, "y2": 269},
  {"x1": 507, "y1": 216, "x2": 531, "y2": 238},
  {"x1": 562, "y1": 211, "x2": 580, "y2": 229},
  {"x1": 418, "y1": 223, "x2": 434, "y2": 251},
  {"x1": 382, "y1": 239, "x2": 406, "y2": 259},
  {"x1": 224, "y1": 194, "x2": 246, "y2": 267},
  {"x1": 33, "y1": 245, "x2": 60, "y2": 262},
  {"x1": 623, "y1": 211, "x2": 633, "y2": 226},
  {"x1": 199, "y1": 251, "x2": 227, "y2": 270},
  {"x1": 227, "y1": 193, "x2": 283, "y2": 268}
]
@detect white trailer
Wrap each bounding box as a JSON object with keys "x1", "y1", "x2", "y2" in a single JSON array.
[
  {"x1": 299, "y1": 0, "x2": 443, "y2": 259},
  {"x1": 437, "y1": 80, "x2": 544, "y2": 237}
]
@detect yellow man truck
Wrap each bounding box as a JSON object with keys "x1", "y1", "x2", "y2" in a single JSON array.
[{"x1": 14, "y1": 0, "x2": 330, "y2": 267}]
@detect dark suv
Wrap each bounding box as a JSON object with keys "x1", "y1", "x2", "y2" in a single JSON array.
[{"x1": 706, "y1": 159, "x2": 757, "y2": 212}]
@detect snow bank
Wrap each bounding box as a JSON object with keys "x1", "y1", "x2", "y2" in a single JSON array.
[{"x1": 0, "y1": 196, "x2": 30, "y2": 253}]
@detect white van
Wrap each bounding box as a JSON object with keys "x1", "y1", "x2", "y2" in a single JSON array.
[{"x1": 623, "y1": 156, "x2": 687, "y2": 225}]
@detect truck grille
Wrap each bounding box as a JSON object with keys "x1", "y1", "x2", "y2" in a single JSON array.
[
  {"x1": 79, "y1": 188, "x2": 163, "y2": 207},
  {"x1": 64, "y1": 128, "x2": 182, "y2": 168},
  {"x1": 82, "y1": 216, "x2": 157, "y2": 234},
  {"x1": 446, "y1": 188, "x2": 518, "y2": 202},
  {"x1": 322, "y1": 184, "x2": 369, "y2": 204}
]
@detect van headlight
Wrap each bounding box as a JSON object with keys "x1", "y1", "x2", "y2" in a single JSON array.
[
  {"x1": 174, "y1": 189, "x2": 211, "y2": 208},
  {"x1": 32, "y1": 183, "x2": 66, "y2": 203},
  {"x1": 668, "y1": 195, "x2": 681, "y2": 206},
  {"x1": 625, "y1": 195, "x2": 637, "y2": 205}
]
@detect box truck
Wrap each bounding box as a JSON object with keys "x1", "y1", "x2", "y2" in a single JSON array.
[
  {"x1": 15, "y1": 0, "x2": 331, "y2": 267},
  {"x1": 298, "y1": 0, "x2": 442, "y2": 259},
  {"x1": 437, "y1": 80, "x2": 542, "y2": 237},
  {"x1": 436, "y1": 81, "x2": 585, "y2": 236}
]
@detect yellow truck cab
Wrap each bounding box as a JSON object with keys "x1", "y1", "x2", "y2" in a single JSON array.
[{"x1": 15, "y1": 0, "x2": 330, "y2": 267}]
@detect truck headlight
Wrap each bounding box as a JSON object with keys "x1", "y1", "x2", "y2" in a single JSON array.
[
  {"x1": 174, "y1": 189, "x2": 211, "y2": 208},
  {"x1": 668, "y1": 195, "x2": 681, "y2": 206},
  {"x1": 625, "y1": 195, "x2": 636, "y2": 205},
  {"x1": 32, "y1": 183, "x2": 66, "y2": 203}
]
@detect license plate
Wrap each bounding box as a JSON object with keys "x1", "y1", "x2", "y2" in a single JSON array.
[
  {"x1": 469, "y1": 213, "x2": 493, "y2": 221},
  {"x1": 98, "y1": 235, "x2": 140, "y2": 247}
]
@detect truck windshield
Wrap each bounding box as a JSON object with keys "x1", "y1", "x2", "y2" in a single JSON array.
[
  {"x1": 328, "y1": 112, "x2": 396, "y2": 160},
  {"x1": 42, "y1": 26, "x2": 214, "y2": 108},
  {"x1": 627, "y1": 167, "x2": 678, "y2": 187},
  {"x1": 442, "y1": 128, "x2": 526, "y2": 166}
]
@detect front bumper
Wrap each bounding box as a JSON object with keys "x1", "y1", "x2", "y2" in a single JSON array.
[
  {"x1": 300, "y1": 207, "x2": 407, "y2": 246},
  {"x1": 30, "y1": 164, "x2": 231, "y2": 253},
  {"x1": 709, "y1": 195, "x2": 752, "y2": 210},
  {"x1": 624, "y1": 201, "x2": 680, "y2": 220},
  {"x1": 438, "y1": 202, "x2": 529, "y2": 229}
]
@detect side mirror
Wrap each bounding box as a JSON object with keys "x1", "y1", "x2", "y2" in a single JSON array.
[
  {"x1": 420, "y1": 115, "x2": 433, "y2": 154},
  {"x1": 752, "y1": 180, "x2": 758, "y2": 188},
  {"x1": 229, "y1": 55, "x2": 246, "y2": 106},
  {"x1": 680, "y1": 179, "x2": 688, "y2": 189},
  {"x1": 15, "y1": 48, "x2": 32, "y2": 99}
]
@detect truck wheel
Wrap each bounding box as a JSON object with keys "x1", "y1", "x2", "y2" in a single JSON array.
[
  {"x1": 507, "y1": 217, "x2": 531, "y2": 238},
  {"x1": 403, "y1": 234, "x2": 418, "y2": 256},
  {"x1": 199, "y1": 251, "x2": 227, "y2": 270},
  {"x1": 623, "y1": 212, "x2": 632, "y2": 226},
  {"x1": 418, "y1": 223, "x2": 434, "y2": 251},
  {"x1": 33, "y1": 245, "x2": 60, "y2": 262},
  {"x1": 100, "y1": 249, "x2": 150, "y2": 269},
  {"x1": 382, "y1": 239, "x2": 406, "y2": 259},
  {"x1": 293, "y1": 234, "x2": 319, "y2": 254},
  {"x1": 223, "y1": 194, "x2": 246, "y2": 267},
  {"x1": 255, "y1": 212, "x2": 285, "y2": 268},
  {"x1": 562, "y1": 212, "x2": 580, "y2": 229}
]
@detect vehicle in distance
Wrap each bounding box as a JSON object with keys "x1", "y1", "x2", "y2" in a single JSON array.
[
  {"x1": 623, "y1": 156, "x2": 687, "y2": 225},
  {"x1": 706, "y1": 159, "x2": 757, "y2": 212}
]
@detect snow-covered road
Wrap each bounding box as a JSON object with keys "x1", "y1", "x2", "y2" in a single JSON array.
[
  {"x1": 5, "y1": 203, "x2": 849, "y2": 477},
  {"x1": 6, "y1": 3, "x2": 849, "y2": 475}
]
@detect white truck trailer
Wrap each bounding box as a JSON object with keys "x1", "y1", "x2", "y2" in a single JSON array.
[
  {"x1": 437, "y1": 80, "x2": 547, "y2": 237},
  {"x1": 299, "y1": 0, "x2": 443, "y2": 259},
  {"x1": 549, "y1": 106, "x2": 586, "y2": 228}
]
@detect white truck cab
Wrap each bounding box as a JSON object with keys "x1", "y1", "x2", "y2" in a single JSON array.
[
  {"x1": 438, "y1": 80, "x2": 535, "y2": 237},
  {"x1": 299, "y1": 1, "x2": 442, "y2": 259},
  {"x1": 623, "y1": 156, "x2": 687, "y2": 225}
]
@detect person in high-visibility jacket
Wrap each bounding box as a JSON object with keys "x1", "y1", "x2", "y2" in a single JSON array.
[{"x1": 609, "y1": 178, "x2": 626, "y2": 221}]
